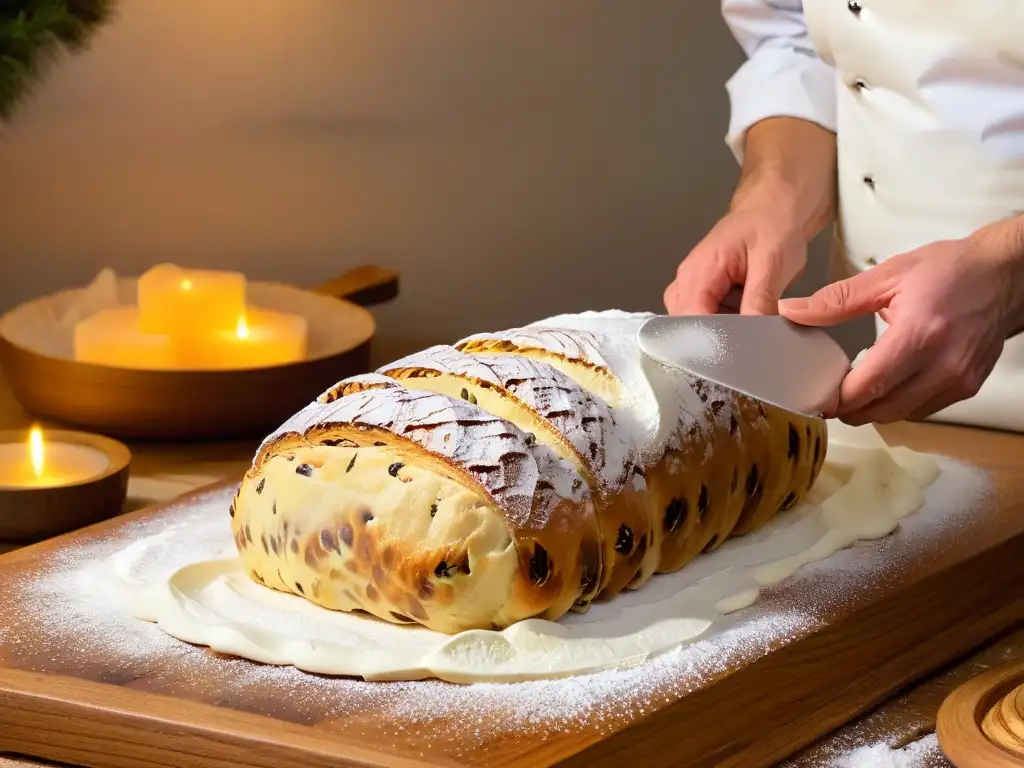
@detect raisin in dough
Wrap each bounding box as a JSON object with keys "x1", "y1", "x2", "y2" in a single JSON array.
[
  {"x1": 376, "y1": 345, "x2": 655, "y2": 600},
  {"x1": 235, "y1": 378, "x2": 601, "y2": 634},
  {"x1": 234, "y1": 311, "x2": 827, "y2": 634},
  {"x1": 457, "y1": 311, "x2": 827, "y2": 569}
]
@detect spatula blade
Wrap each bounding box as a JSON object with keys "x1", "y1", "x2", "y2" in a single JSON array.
[{"x1": 636, "y1": 315, "x2": 850, "y2": 417}]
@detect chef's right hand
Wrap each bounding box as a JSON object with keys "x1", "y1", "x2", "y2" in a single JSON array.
[{"x1": 663, "y1": 204, "x2": 808, "y2": 316}]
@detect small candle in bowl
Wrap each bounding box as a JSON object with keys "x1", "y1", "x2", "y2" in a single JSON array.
[
  {"x1": 180, "y1": 309, "x2": 308, "y2": 370},
  {"x1": 0, "y1": 426, "x2": 109, "y2": 487},
  {"x1": 0, "y1": 426, "x2": 131, "y2": 542}
]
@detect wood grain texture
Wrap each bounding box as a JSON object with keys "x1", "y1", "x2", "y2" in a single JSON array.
[
  {"x1": 0, "y1": 422, "x2": 1020, "y2": 767},
  {"x1": 0, "y1": 265, "x2": 399, "y2": 441},
  {"x1": 937, "y1": 661, "x2": 1024, "y2": 767},
  {"x1": 782, "y1": 624, "x2": 1024, "y2": 766},
  {"x1": 0, "y1": 758, "x2": 51, "y2": 768},
  {"x1": 0, "y1": 669, "x2": 445, "y2": 768}
]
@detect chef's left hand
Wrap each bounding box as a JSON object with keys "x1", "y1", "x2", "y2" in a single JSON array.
[{"x1": 777, "y1": 220, "x2": 1024, "y2": 425}]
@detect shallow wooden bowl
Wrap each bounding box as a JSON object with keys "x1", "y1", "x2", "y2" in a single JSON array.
[
  {"x1": 937, "y1": 660, "x2": 1024, "y2": 767},
  {"x1": 0, "y1": 429, "x2": 131, "y2": 542},
  {"x1": 0, "y1": 266, "x2": 399, "y2": 442}
]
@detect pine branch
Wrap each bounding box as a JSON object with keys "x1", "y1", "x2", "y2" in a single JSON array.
[{"x1": 0, "y1": 0, "x2": 116, "y2": 121}]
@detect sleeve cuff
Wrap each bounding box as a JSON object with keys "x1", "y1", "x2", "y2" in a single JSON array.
[{"x1": 724, "y1": 48, "x2": 838, "y2": 165}]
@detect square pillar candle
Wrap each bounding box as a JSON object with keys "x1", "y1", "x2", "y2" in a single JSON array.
[
  {"x1": 138, "y1": 264, "x2": 246, "y2": 336},
  {"x1": 74, "y1": 307, "x2": 178, "y2": 369},
  {"x1": 179, "y1": 307, "x2": 307, "y2": 370}
]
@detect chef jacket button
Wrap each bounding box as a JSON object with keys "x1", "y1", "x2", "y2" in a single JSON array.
[
  {"x1": 847, "y1": 1, "x2": 862, "y2": 15},
  {"x1": 852, "y1": 78, "x2": 869, "y2": 92},
  {"x1": 863, "y1": 175, "x2": 875, "y2": 189}
]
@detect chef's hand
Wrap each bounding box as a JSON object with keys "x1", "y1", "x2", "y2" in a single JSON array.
[
  {"x1": 663, "y1": 118, "x2": 837, "y2": 316},
  {"x1": 663, "y1": 205, "x2": 807, "y2": 316},
  {"x1": 779, "y1": 221, "x2": 1024, "y2": 425}
]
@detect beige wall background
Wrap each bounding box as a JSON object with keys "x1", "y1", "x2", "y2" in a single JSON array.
[{"x1": 0, "y1": 0, "x2": 864, "y2": 368}]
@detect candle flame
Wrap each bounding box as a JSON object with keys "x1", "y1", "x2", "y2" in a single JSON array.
[
  {"x1": 236, "y1": 315, "x2": 250, "y2": 340},
  {"x1": 28, "y1": 425, "x2": 44, "y2": 479},
  {"x1": 180, "y1": 278, "x2": 193, "y2": 291}
]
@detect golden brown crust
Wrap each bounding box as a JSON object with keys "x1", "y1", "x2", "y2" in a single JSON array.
[
  {"x1": 729, "y1": 395, "x2": 828, "y2": 537},
  {"x1": 634, "y1": 385, "x2": 827, "y2": 570},
  {"x1": 236, "y1": 318, "x2": 828, "y2": 635},
  {"x1": 233, "y1": 445, "x2": 521, "y2": 633},
  {"x1": 375, "y1": 346, "x2": 658, "y2": 603},
  {"x1": 456, "y1": 328, "x2": 827, "y2": 575},
  {"x1": 241, "y1": 376, "x2": 602, "y2": 632},
  {"x1": 593, "y1": 477, "x2": 659, "y2": 597}
]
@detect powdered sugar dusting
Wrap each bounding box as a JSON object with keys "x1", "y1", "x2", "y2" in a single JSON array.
[
  {"x1": 255, "y1": 377, "x2": 587, "y2": 531},
  {"x1": 829, "y1": 734, "x2": 946, "y2": 768},
  {"x1": 0, "y1": 454, "x2": 993, "y2": 763},
  {"x1": 459, "y1": 311, "x2": 716, "y2": 466},
  {"x1": 529, "y1": 311, "x2": 740, "y2": 459},
  {"x1": 665, "y1": 318, "x2": 727, "y2": 368},
  {"x1": 379, "y1": 344, "x2": 638, "y2": 493}
]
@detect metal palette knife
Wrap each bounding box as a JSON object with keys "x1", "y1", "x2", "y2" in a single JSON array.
[{"x1": 636, "y1": 315, "x2": 852, "y2": 417}]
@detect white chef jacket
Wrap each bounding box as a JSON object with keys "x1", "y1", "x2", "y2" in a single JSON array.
[
  {"x1": 722, "y1": 0, "x2": 838, "y2": 163},
  {"x1": 723, "y1": 1, "x2": 1024, "y2": 162},
  {"x1": 720, "y1": 0, "x2": 1024, "y2": 433}
]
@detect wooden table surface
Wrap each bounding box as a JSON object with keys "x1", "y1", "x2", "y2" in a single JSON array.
[{"x1": 0, "y1": 369, "x2": 1019, "y2": 768}]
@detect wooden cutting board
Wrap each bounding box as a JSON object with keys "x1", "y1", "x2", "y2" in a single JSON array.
[{"x1": 0, "y1": 422, "x2": 1022, "y2": 768}]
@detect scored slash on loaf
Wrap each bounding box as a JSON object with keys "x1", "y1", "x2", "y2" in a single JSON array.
[{"x1": 231, "y1": 311, "x2": 827, "y2": 634}]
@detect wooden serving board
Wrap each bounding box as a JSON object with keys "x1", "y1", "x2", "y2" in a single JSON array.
[{"x1": 0, "y1": 422, "x2": 1023, "y2": 768}]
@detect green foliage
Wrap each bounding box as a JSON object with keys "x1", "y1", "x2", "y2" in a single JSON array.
[{"x1": 0, "y1": 0, "x2": 115, "y2": 120}]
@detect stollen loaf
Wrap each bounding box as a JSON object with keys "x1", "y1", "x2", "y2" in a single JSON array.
[{"x1": 231, "y1": 310, "x2": 827, "y2": 634}]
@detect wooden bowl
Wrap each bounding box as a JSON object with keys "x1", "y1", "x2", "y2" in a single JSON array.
[
  {"x1": 0, "y1": 266, "x2": 399, "y2": 441},
  {"x1": 0, "y1": 429, "x2": 131, "y2": 542},
  {"x1": 937, "y1": 660, "x2": 1024, "y2": 767}
]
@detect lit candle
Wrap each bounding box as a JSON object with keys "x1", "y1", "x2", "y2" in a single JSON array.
[
  {"x1": 0, "y1": 426, "x2": 110, "y2": 488},
  {"x1": 138, "y1": 263, "x2": 246, "y2": 336},
  {"x1": 178, "y1": 306, "x2": 307, "y2": 370},
  {"x1": 74, "y1": 307, "x2": 178, "y2": 369}
]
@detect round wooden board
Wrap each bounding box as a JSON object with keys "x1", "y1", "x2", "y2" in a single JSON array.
[
  {"x1": 938, "y1": 660, "x2": 1024, "y2": 767},
  {"x1": 0, "y1": 266, "x2": 398, "y2": 441}
]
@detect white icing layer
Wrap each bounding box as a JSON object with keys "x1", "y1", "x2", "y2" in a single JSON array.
[
  {"x1": 127, "y1": 421, "x2": 940, "y2": 683},
  {"x1": 461, "y1": 310, "x2": 713, "y2": 464}
]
